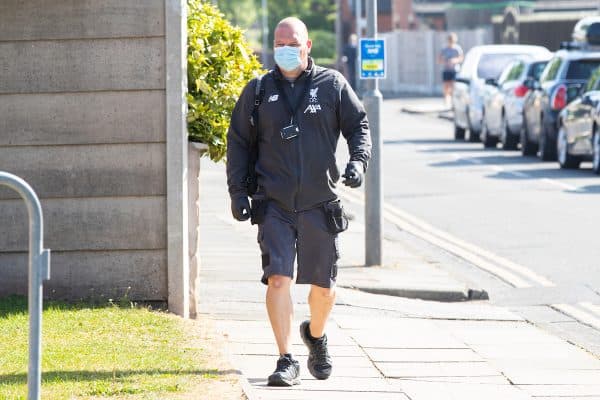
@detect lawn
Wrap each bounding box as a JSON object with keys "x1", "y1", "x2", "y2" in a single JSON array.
[{"x1": 0, "y1": 296, "x2": 244, "y2": 400}]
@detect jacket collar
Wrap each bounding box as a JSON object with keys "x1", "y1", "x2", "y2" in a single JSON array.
[{"x1": 273, "y1": 57, "x2": 315, "y2": 82}]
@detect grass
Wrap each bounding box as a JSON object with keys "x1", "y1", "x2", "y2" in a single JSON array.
[{"x1": 0, "y1": 295, "x2": 243, "y2": 400}]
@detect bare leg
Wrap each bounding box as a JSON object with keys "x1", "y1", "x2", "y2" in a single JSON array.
[
  {"x1": 443, "y1": 82, "x2": 452, "y2": 108},
  {"x1": 266, "y1": 275, "x2": 294, "y2": 355},
  {"x1": 307, "y1": 285, "x2": 336, "y2": 338}
]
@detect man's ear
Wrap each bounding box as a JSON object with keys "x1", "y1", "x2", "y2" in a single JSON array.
[{"x1": 306, "y1": 39, "x2": 312, "y2": 53}]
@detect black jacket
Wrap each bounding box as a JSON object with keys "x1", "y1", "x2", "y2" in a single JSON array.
[{"x1": 226, "y1": 59, "x2": 371, "y2": 212}]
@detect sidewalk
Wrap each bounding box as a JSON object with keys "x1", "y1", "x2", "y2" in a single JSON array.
[
  {"x1": 398, "y1": 97, "x2": 453, "y2": 121},
  {"x1": 197, "y1": 161, "x2": 600, "y2": 400}
]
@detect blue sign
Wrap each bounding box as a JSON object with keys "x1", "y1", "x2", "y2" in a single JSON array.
[{"x1": 360, "y1": 38, "x2": 386, "y2": 79}]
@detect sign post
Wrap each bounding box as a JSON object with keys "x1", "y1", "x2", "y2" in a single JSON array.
[{"x1": 361, "y1": 1, "x2": 384, "y2": 267}]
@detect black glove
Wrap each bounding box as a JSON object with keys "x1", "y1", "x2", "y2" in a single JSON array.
[
  {"x1": 231, "y1": 196, "x2": 251, "y2": 221},
  {"x1": 342, "y1": 161, "x2": 364, "y2": 188}
]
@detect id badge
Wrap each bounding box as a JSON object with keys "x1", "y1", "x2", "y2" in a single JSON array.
[{"x1": 280, "y1": 124, "x2": 299, "y2": 140}]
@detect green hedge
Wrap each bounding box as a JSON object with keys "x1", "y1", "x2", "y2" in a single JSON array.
[{"x1": 187, "y1": 0, "x2": 264, "y2": 161}]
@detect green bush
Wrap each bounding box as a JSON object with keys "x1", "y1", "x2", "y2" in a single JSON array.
[
  {"x1": 309, "y1": 29, "x2": 336, "y2": 63},
  {"x1": 187, "y1": 0, "x2": 264, "y2": 161}
]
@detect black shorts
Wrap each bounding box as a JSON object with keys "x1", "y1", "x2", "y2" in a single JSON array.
[
  {"x1": 442, "y1": 70, "x2": 456, "y2": 82},
  {"x1": 257, "y1": 201, "x2": 339, "y2": 288}
]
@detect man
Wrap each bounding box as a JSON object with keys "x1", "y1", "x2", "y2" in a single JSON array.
[
  {"x1": 437, "y1": 32, "x2": 463, "y2": 108},
  {"x1": 226, "y1": 17, "x2": 371, "y2": 387}
]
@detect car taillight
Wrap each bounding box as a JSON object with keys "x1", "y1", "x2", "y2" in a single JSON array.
[
  {"x1": 514, "y1": 84, "x2": 529, "y2": 97},
  {"x1": 552, "y1": 85, "x2": 567, "y2": 110}
]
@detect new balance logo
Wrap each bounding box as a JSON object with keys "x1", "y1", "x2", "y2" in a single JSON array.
[{"x1": 268, "y1": 94, "x2": 279, "y2": 102}]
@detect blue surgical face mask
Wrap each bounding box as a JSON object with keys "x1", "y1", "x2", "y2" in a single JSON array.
[{"x1": 274, "y1": 46, "x2": 302, "y2": 72}]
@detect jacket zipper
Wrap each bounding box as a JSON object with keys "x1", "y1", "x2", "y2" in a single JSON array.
[{"x1": 289, "y1": 81, "x2": 302, "y2": 212}]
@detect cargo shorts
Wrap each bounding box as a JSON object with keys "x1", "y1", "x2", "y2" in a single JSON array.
[{"x1": 257, "y1": 201, "x2": 339, "y2": 288}]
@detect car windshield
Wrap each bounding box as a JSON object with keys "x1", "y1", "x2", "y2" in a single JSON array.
[
  {"x1": 477, "y1": 54, "x2": 521, "y2": 80},
  {"x1": 566, "y1": 59, "x2": 600, "y2": 80}
]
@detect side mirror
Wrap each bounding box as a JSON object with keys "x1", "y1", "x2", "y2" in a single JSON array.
[{"x1": 485, "y1": 78, "x2": 498, "y2": 87}]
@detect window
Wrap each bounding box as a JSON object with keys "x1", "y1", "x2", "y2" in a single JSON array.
[
  {"x1": 566, "y1": 59, "x2": 600, "y2": 80},
  {"x1": 476, "y1": 54, "x2": 520, "y2": 80},
  {"x1": 528, "y1": 62, "x2": 548, "y2": 81},
  {"x1": 506, "y1": 61, "x2": 525, "y2": 82},
  {"x1": 540, "y1": 58, "x2": 562, "y2": 83},
  {"x1": 586, "y1": 67, "x2": 600, "y2": 91},
  {"x1": 498, "y1": 61, "x2": 515, "y2": 85}
]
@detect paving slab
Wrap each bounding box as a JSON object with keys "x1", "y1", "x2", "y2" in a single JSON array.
[
  {"x1": 501, "y1": 368, "x2": 600, "y2": 385},
  {"x1": 517, "y1": 384, "x2": 600, "y2": 397},
  {"x1": 375, "y1": 361, "x2": 502, "y2": 379},
  {"x1": 398, "y1": 380, "x2": 533, "y2": 400},
  {"x1": 363, "y1": 348, "x2": 485, "y2": 363}
]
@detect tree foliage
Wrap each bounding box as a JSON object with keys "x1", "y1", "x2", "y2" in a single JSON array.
[
  {"x1": 187, "y1": 0, "x2": 264, "y2": 161},
  {"x1": 213, "y1": 0, "x2": 337, "y2": 60}
]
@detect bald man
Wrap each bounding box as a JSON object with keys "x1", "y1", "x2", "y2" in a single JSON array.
[{"x1": 226, "y1": 17, "x2": 371, "y2": 386}]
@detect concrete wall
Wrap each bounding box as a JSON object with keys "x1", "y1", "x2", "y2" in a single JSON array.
[
  {"x1": 379, "y1": 28, "x2": 492, "y2": 95},
  {"x1": 0, "y1": 1, "x2": 169, "y2": 302}
]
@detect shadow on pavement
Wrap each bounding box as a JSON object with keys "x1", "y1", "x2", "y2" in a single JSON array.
[
  {"x1": 384, "y1": 139, "x2": 457, "y2": 146},
  {"x1": 487, "y1": 168, "x2": 600, "y2": 181},
  {"x1": 430, "y1": 154, "x2": 529, "y2": 168},
  {"x1": 418, "y1": 146, "x2": 490, "y2": 153},
  {"x1": 568, "y1": 185, "x2": 600, "y2": 194}
]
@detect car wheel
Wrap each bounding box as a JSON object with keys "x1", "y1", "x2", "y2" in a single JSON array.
[
  {"x1": 467, "y1": 108, "x2": 480, "y2": 142},
  {"x1": 500, "y1": 115, "x2": 518, "y2": 150},
  {"x1": 481, "y1": 118, "x2": 498, "y2": 149},
  {"x1": 557, "y1": 126, "x2": 581, "y2": 169},
  {"x1": 520, "y1": 121, "x2": 536, "y2": 156},
  {"x1": 593, "y1": 129, "x2": 600, "y2": 175},
  {"x1": 538, "y1": 124, "x2": 557, "y2": 161},
  {"x1": 454, "y1": 124, "x2": 466, "y2": 140}
]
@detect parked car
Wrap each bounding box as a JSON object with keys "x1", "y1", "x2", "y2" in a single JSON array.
[
  {"x1": 521, "y1": 50, "x2": 600, "y2": 159},
  {"x1": 452, "y1": 45, "x2": 551, "y2": 142},
  {"x1": 556, "y1": 67, "x2": 600, "y2": 172},
  {"x1": 480, "y1": 54, "x2": 552, "y2": 149}
]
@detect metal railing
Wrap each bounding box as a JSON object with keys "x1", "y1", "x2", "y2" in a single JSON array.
[{"x1": 0, "y1": 172, "x2": 51, "y2": 400}]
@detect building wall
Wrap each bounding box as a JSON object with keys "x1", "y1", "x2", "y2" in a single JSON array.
[
  {"x1": 0, "y1": 0, "x2": 168, "y2": 301},
  {"x1": 380, "y1": 28, "x2": 492, "y2": 95}
]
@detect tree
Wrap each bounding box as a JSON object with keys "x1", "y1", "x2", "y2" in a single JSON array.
[{"x1": 187, "y1": 0, "x2": 264, "y2": 161}]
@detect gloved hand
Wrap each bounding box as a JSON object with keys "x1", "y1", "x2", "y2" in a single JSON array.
[
  {"x1": 231, "y1": 196, "x2": 251, "y2": 221},
  {"x1": 342, "y1": 161, "x2": 364, "y2": 188}
]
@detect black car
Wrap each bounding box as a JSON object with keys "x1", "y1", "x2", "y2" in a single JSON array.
[{"x1": 521, "y1": 50, "x2": 600, "y2": 160}]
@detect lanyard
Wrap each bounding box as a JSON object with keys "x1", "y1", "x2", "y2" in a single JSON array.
[{"x1": 274, "y1": 73, "x2": 313, "y2": 124}]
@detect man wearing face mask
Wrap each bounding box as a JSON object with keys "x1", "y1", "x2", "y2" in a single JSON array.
[{"x1": 226, "y1": 17, "x2": 371, "y2": 387}]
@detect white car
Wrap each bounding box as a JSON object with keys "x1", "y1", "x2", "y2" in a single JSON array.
[
  {"x1": 452, "y1": 45, "x2": 552, "y2": 142},
  {"x1": 480, "y1": 53, "x2": 552, "y2": 149}
]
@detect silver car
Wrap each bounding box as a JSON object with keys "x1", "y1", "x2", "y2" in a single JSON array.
[
  {"x1": 480, "y1": 54, "x2": 552, "y2": 149},
  {"x1": 453, "y1": 45, "x2": 552, "y2": 142},
  {"x1": 557, "y1": 67, "x2": 600, "y2": 172}
]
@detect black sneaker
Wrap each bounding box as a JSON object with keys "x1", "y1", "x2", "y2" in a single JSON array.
[
  {"x1": 299, "y1": 320, "x2": 332, "y2": 380},
  {"x1": 267, "y1": 354, "x2": 301, "y2": 386}
]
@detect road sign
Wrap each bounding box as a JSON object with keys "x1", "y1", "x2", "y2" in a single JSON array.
[{"x1": 360, "y1": 38, "x2": 386, "y2": 79}]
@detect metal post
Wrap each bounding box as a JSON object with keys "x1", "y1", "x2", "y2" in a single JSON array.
[
  {"x1": 364, "y1": 0, "x2": 383, "y2": 266},
  {"x1": 335, "y1": 0, "x2": 342, "y2": 71},
  {"x1": 355, "y1": 0, "x2": 363, "y2": 96},
  {"x1": 261, "y1": 0, "x2": 269, "y2": 67},
  {"x1": 0, "y1": 172, "x2": 51, "y2": 400}
]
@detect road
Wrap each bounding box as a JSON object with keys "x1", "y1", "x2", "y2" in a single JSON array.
[{"x1": 352, "y1": 97, "x2": 600, "y2": 355}]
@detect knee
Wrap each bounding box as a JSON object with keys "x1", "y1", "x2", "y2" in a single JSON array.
[
  {"x1": 267, "y1": 275, "x2": 291, "y2": 290},
  {"x1": 311, "y1": 286, "x2": 336, "y2": 301}
]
